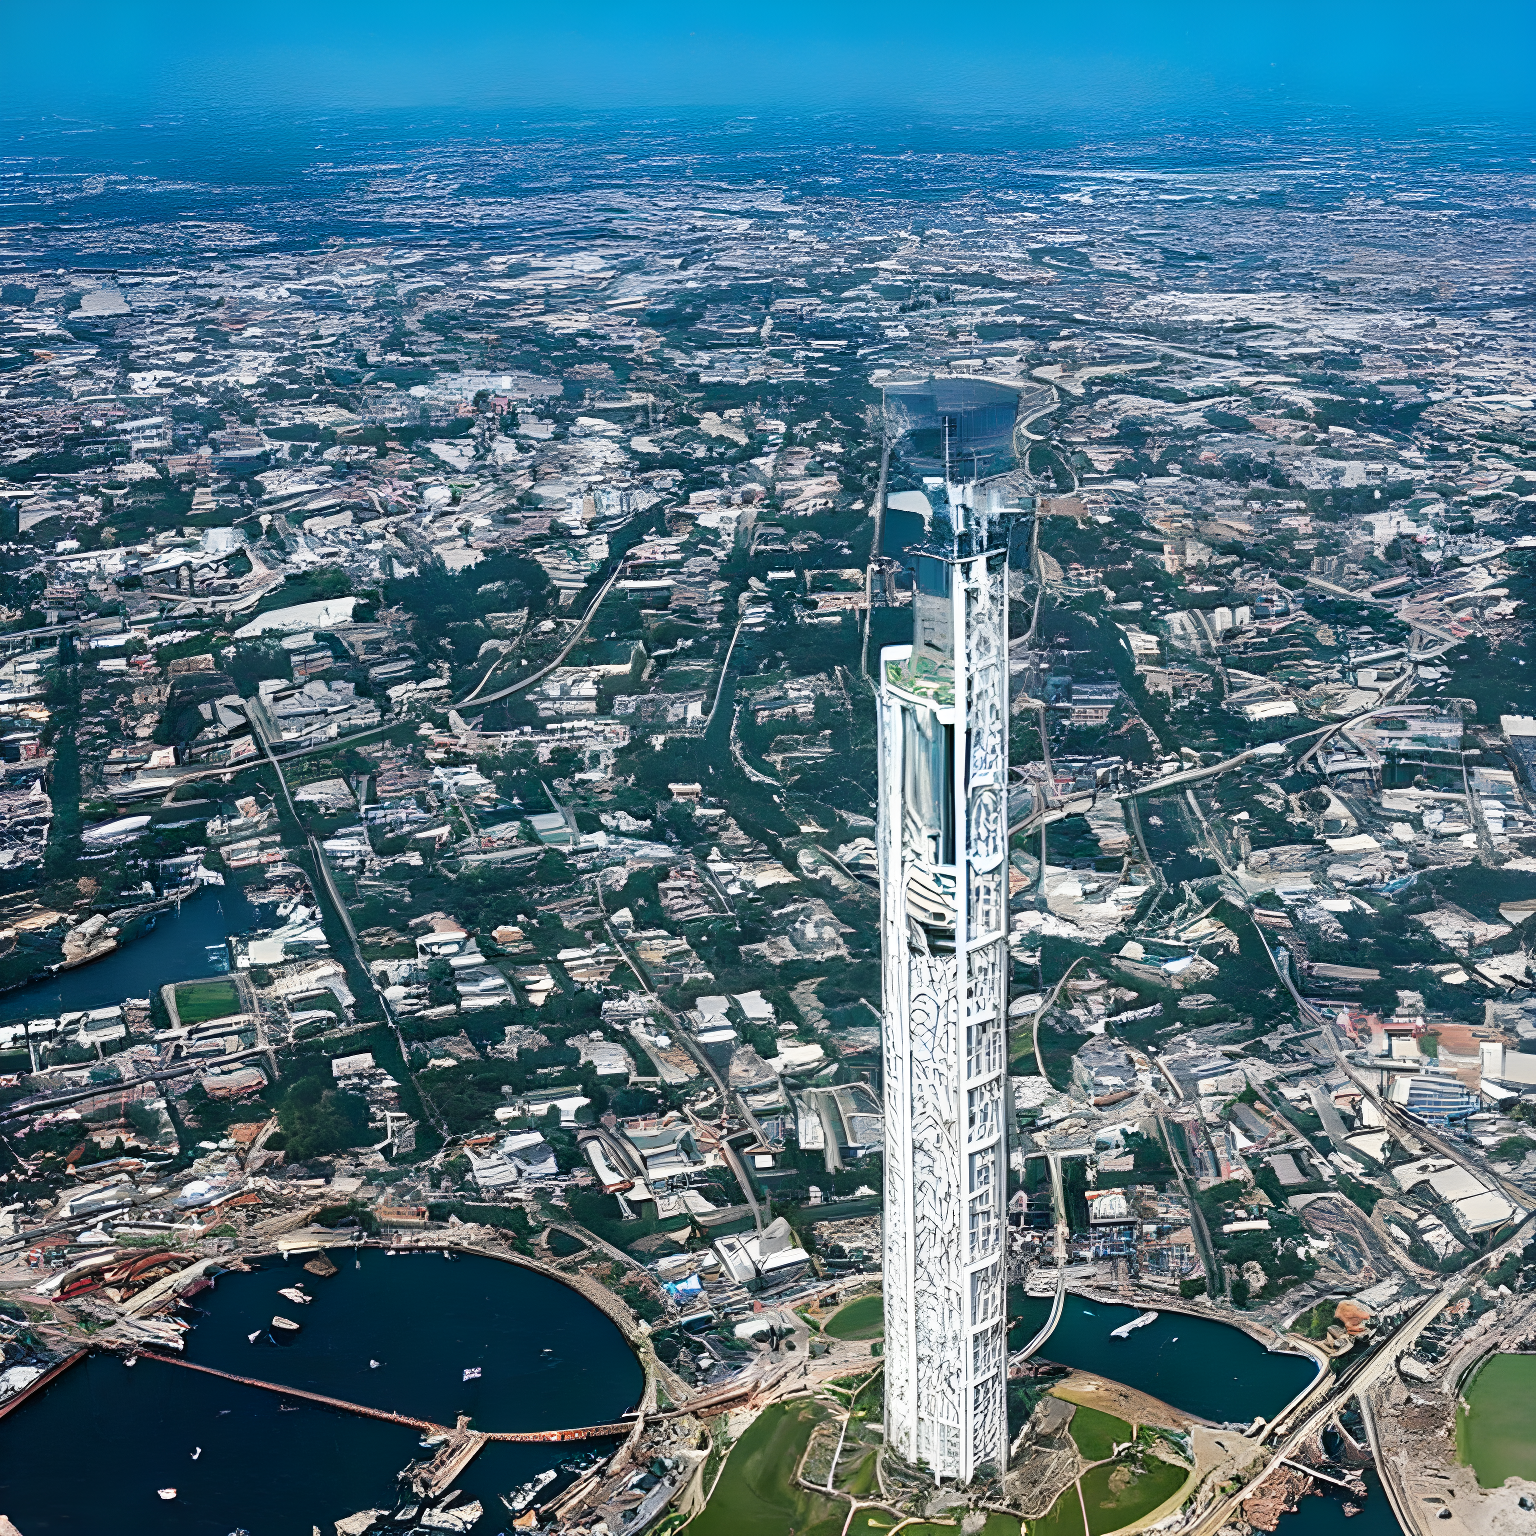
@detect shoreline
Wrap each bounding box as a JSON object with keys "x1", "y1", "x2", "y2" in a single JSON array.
[
  {"x1": 0, "y1": 886, "x2": 242, "y2": 1011},
  {"x1": 1066, "y1": 1282, "x2": 1331, "y2": 1372}
]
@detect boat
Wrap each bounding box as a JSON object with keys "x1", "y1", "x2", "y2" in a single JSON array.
[
  {"x1": 304, "y1": 1251, "x2": 339, "y2": 1278},
  {"x1": 278, "y1": 1286, "x2": 312, "y2": 1305},
  {"x1": 247, "y1": 1330, "x2": 262, "y2": 1343},
  {"x1": 124, "y1": 1356, "x2": 137, "y2": 1368},
  {"x1": 191, "y1": 1447, "x2": 202, "y2": 1460},
  {"x1": 419, "y1": 1433, "x2": 449, "y2": 1450},
  {"x1": 272, "y1": 1315, "x2": 301, "y2": 1333},
  {"x1": 1110, "y1": 1310, "x2": 1158, "y2": 1340},
  {"x1": 370, "y1": 1359, "x2": 381, "y2": 1369},
  {"x1": 157, "y1": 1489, "x2": 177, "y2": 1501},
  {"x1": 501, "y1": 1469, "x2": 558, "y2": 1513}
]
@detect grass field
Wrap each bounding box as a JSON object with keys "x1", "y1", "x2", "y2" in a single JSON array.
[
  {"x1": 851, "y1": 1518, "x2": 1019, "y2": 1536},
  {"x1": 1065, "y1": 1403, "x2": 1132, "y2": 1463},
  {"x1": 824, "y1": 1294, "x2": 884, "y2": 1340},
  {"x1": 1027, "y1": 1487, "x2": 1086, "y2": 1536},
  {"x1": 1079, "y1": 1456, "x2": 1190, "y2": 1536},
  {"x1": 686, "y1": 1401, "x2": 842, "y2": 1536},
  {"x1": 173, "y1": 979, "x2": 242, "y2": 1025}
]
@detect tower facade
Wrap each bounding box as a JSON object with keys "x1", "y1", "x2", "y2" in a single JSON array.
[{"x1": 878, "y1": 481, "x2": 1012, "y2": 1484}]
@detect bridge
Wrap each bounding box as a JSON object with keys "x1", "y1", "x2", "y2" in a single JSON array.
[{"x1": 135, "y1": 1351, "x2": 644, "y2": 1439}]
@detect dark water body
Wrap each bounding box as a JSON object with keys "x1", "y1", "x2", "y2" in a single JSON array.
[
  {"x1": 1011, "y1": 1294, "x2": 1319, "y2": 1424},
  {"x1": 187, "y1": 1247, "x2": 644, "y2": 1432},
  {"x1": 1272, "y1": 1469, "x2": 1404, "y2": 1536},
  {"x1": 0, "y1": 1250, "x2": 642, "y2": 1534},
  {"x1": 0, "y1": 887, "x2": 257, "y2": 1025}
]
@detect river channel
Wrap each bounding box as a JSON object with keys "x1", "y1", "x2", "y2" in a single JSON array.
[
  {"x1": 0, "y1": 887, "x2": 258, "y2": 1025},
  {"x1": 0, "y1": 1248, "x2": 645, "y2": 1534}
]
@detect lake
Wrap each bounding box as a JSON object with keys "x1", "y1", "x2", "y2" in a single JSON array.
[
  {"x1": 1457, "y1": 1351, "x2": 1536, "y2": 1488},
  {"x1": 1011, "y1": 1294, "x2": 1320, "y2": 1424},
  {"x1": 0, "y1": 1247, "x2": 645, "y2": 1534},
  {"x1": 0, "y1": 887, "x2": 258, "y2": 1025}
]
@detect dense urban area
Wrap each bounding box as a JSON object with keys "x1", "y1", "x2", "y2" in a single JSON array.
[{"x1": 0, "y1": 123, "x2": 1534, "y2": 1536}]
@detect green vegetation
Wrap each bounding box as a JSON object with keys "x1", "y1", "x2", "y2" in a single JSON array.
[
  {"x1": 1337, "y1": 1175, "x2": 1381, "y2": 1215},
  {"x1": 1027, "y1": 1488, "x2": 1086, "y2": 1536},
  {"x1": 265, "y1": 1055, "x2": 372, "y2": 1160},
  {"x1": 685, "y1": 1401, "x2": 841, "y2": 1536},
  {"x1": 1290, "y1": 1301, "x2": 1340, "y2": 1341},
  {"x1": 173, "y1": 979, "x2": 242, "y2": 1024},
  {"x1": 1079, "y1": 1455, "x2": 1190, "y2": 1535},
  {"x1": 824, "y1": 1293, "x2": 884, "y2": 1340},
  {"x1": 850, "y1": 1520, "x2": 1018, "y2": 1536},
  {"x1": 840, "y1": 1449, "x2": 878, "y2": 1497},
  {"x1": 1458, "y1": 1353, "x2": 1536, "y2": 1486},
  {"x1": 1065, "y1": 1403, "x2": 1132, "y2": 1462}
]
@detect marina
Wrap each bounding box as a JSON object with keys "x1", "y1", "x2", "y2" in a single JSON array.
[{"x1": 0, "y1": 1249, "x2": 644, "y2": 1532}]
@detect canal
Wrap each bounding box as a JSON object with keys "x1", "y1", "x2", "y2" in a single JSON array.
[
  {"x1": 0, "y1": 887, "x2": 258, "y2": 1025},
  {"x1": 0, "y1": 1248, "x2": 645, "y2": 1534}
]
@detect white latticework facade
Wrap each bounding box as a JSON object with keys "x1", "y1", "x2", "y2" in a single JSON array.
[{"x1": 878, "y1": 484, "x2": 1011, "y2": 1484}]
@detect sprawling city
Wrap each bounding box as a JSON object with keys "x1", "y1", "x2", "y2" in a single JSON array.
[{"x1": 0, "y1": 47, "x2": 1534, "y2": 1536}]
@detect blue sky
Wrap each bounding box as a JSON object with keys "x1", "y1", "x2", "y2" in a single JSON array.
[{"x1": 5, "y1": 1, "x2": 1534, "y2": 124}]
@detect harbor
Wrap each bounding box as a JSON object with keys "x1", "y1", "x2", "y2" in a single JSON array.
[
  {"x1": 0, "y1": 887, "x2": 256, "y2": 1024},
  {"x1": 0, "y1": 1247, "x2": 646, "y2": 1533}
]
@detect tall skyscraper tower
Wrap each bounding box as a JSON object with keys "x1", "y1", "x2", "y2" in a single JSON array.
[{"x1": 878, "y1": 477, "x2": 1013, "y2": 1484}]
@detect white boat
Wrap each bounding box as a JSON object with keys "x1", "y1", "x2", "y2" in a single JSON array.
[
  {"x1": 157, "y1": 1489, "x2": 177, "y2": 1500},
  {"x1": 1110, "y1": 1310, "x2": 1159, "y2": 1339},
  {"x1": 272, "y1": 1314, "x2": 301, "y2": 1333},
  {"x1": 277, "y1": 1286, "x2": 312, "y2": 1305},
  {"x1": 191, "y1": 1447, "x2": 201, "y2": 1460},
  {"x1": 247, "y1": 1330, "x2": 262, "y2": 1343}
]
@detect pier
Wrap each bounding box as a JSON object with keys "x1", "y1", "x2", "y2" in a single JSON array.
[{"x1": 132, "y1": 1350, "x2": 644, "y2": 1441}]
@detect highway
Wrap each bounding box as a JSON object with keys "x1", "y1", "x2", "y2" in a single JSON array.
[
  {"x1": 860, "y1": 426, "x2": 894, "y2": 680},
  {"x1": 1011, "y1": 1151, "x2": 1070, "y2": 1366},
  {"x1": 248, "y1": 707, "x2": 451, "y2": 1140},
  {"x1": 0, "y1": 1043, "x2": 271, "y2": 1127},
  {"x1": 1031, "y1": 955, "x2": 1088, "y2": 1083},
  {"x1": 597, "y1": 901, "x2": 765, "y2": 1230},
  {"x1": 456, "y1": 563, "x2": 624, "y2": 709},
  {"x1": 1188, "y1": 1285, "x2": 1455, "y2": 1535}
]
